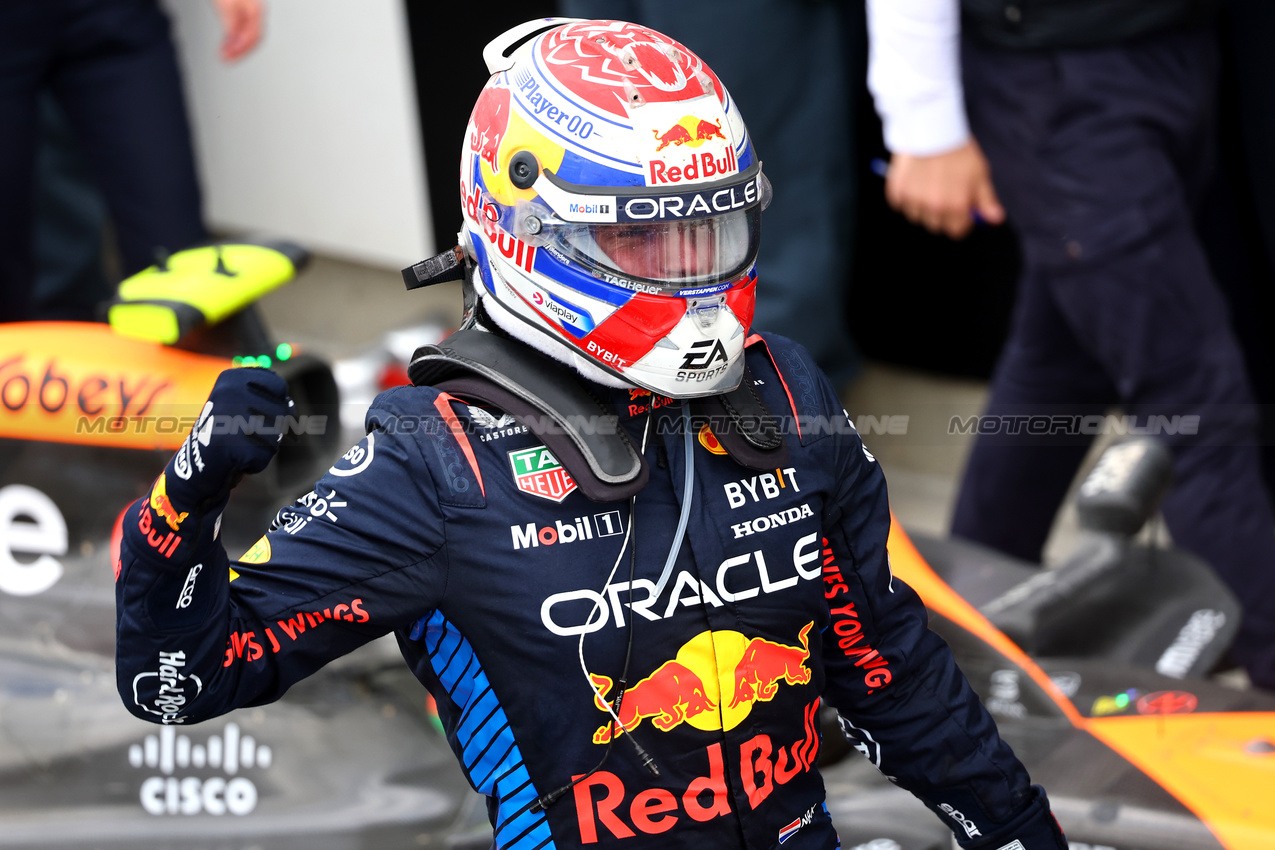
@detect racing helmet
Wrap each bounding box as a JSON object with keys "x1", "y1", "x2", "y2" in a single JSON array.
[{"x1": 459, "y1": 18, "x2": 770, "y2": 398}]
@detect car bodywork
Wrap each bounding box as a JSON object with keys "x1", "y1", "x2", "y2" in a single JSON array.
[{"x1": 824, "y1": 521, "x2": 1275, "y2": 850}]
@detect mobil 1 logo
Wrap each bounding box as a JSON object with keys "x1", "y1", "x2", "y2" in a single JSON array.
[{"x1": 511, "y1": 510, "x2": 624, "y2": 550}]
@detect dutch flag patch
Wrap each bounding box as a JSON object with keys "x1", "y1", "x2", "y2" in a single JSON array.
[{"x1": 778, "y1": 804, "x2": 819, "y2": 843}]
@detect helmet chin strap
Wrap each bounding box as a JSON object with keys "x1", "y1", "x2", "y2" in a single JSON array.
[{"x1": 478, "y1": 290, "x2": 637, "y2": 391}]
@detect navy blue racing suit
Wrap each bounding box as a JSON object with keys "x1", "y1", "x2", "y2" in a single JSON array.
[{"x1": 115, "y1": 333, "x2": 1055, "y2": 850}]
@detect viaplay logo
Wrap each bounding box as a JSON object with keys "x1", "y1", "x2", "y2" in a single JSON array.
[
  {"x1": 128, "y1": 722, "x2": 271, "y2": 816},
  {"x1": 508, "y1": 445, "x2": 577, "y2": 502}
]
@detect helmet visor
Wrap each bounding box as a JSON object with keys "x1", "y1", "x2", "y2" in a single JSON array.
[{"x1": 549, "y1": 205, "x2": 760, "y2": 293}]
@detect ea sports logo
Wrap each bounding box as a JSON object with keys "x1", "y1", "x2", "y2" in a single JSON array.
[{"x1": 679, "y1": 339, "x2": 728, "y2": 371}]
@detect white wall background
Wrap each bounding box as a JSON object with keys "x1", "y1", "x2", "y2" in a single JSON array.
[{"x1": 162, "y1": 0, "x2": 434, "y2": 269}]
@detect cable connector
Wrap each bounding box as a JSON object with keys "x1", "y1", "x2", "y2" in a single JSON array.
[
  {"x1": 530, "y1": 784, "x2": 571, "y2": 814},
  {"x1": 630, "y1": 739, "x2": 660, "y2": 778}
]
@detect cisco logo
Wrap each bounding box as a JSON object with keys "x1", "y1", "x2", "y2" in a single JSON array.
[{"x1": 129, "y1": 722, "x2": 271, "y2": 816}]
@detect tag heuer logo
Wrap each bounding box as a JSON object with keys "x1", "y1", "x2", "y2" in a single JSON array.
[{"x1": 508, "y1": 446, "x2": 577, "y2": 502}]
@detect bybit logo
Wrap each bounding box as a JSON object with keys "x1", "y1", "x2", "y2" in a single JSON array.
[{"x1": 129, "y1": 722, "x2": 271, "y2": 816}]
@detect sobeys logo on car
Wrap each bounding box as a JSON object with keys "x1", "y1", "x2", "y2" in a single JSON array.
[{"x1": 508, "y1": 445, "x2": 577, "y2": 502}]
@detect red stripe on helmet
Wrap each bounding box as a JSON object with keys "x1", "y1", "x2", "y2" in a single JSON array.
[
  {"x1": 726, "y1": 275, "x2": 757, "y2": 335},
  {"x1": 581, "y1": 292, "x2": 688, "y2": 370}
]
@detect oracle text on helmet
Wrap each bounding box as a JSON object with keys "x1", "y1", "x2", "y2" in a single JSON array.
[{"x1": 620, "y1": 179, "x2": 757, "y2": 222}]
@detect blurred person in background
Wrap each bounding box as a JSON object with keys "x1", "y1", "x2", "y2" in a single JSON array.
[
  {"x1": 30, "y1": 92, "x2": 112, "y2": 321},
  {"x1": 1201, "y1": 0, "x2": 1275, "y2": 499},
  {"x1": 867, "y1": 0, "x2": 1275, "y2": 689},
  {"x1": 1221, "y1": 0, "x2": 1275, "y2": 280},
  {"x1": 558, "y1": 0, "x2": 863, "y2": 390},
  {"x1": 0, "y1": 0, "x2": 263, "y2": 323}
]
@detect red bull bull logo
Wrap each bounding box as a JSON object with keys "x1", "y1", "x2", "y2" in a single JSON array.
[
  {"x1": 588, "y1": 623, "x2": 814, "y2": 743},
  {"x1": 651, "y1": 116, "x2": 723, "y2": 152},
  {"x1": 469, "y1": 85, "x2": 512, "y2": 174},
  {"x1": 149, "y1": 473, "x2": 188, "y2": 532},
  {"x1": 590, "y1": 663, "x2": 715, "y2": 744},
  {"x1": 727, "y1": 622, "x2": 813, "y2": 708},
  {"x1": 653, "y1": 123, "x2": 693, "y2": 152},
  {"x1": 696, "y1": 118, "x2": 726, "y2": 142}
]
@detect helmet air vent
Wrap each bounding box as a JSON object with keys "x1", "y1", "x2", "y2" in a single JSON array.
[
  {"x1": 688, "y1": 296, "x2": 724, "y2": 329},
  {"x1": 624, "y1": 81, "x2": 645, "y2": 107},
  {"x1": 509, "y1": 151, "x2": 540, "y2": 189}
]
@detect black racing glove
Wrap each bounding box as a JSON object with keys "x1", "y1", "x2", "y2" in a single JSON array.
[
  {"x1": 134, "y1": 368, "x2": 291, "y2": 568},
  {"x1": 165, "y1": 367, "x2": 292, "y2": 504},
  {"x1": 966, "y1": 785, "x2": 1067, "y2": 850},
  {"x1": 124, "y1": 368, "x2": 290, "y2": 632}
]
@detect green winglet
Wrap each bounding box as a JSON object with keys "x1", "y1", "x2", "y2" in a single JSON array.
[
  {"x1": 110, "y1": 242, "x2": 304, "y2": 344},
  {"x1": 107, "y1": 301, "x2": 205, "y2": 346}
]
